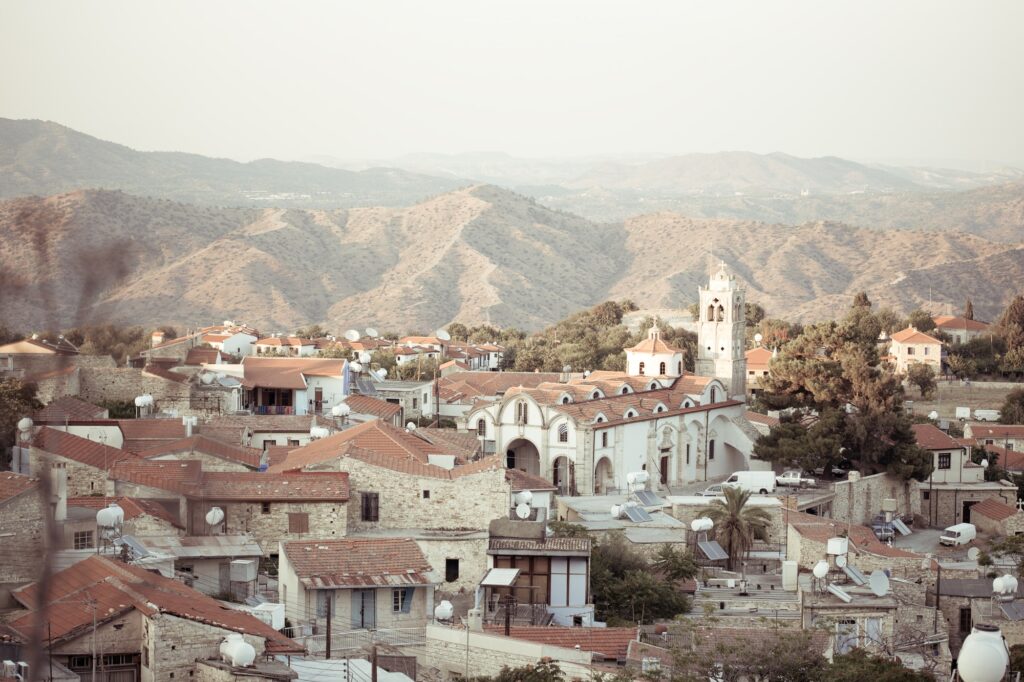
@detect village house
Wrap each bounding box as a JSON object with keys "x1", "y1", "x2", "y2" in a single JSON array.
[
  {"x1": 341, "y1": 394, "x2": 404, "y2": 427},
  {"x1": 132, "y1": 534, "x2": 264, "y2": 598},
  {"x1": 371, "y1": 378, "x2": 435, "y2": 421},
  {"x1": 185, "y1": 347, "x2": 224, "y2": 366},
  {"x1": 969, "y1": 497, "x2": 1024, "y2": 537},
  {"x1": 393, "y1": 345, "x2": 442, "y2": 367},
  {"x1": 5, "y1": 555, "x2": 303, "y2": 682},
  {"x1": 397, "y1": 335, "x2": 448, "y2": 354},
  {"x1": 212, "y1": 357, "x2": 349, "y2": 416},
  {"x1": 137, "y1": 434, "x2": 263, "y2": 472},
  {"x1": 964, "y1": 422, "x2": 1024, "y2": 452},
  {"x1": 888, "y1": 326, "x2": 943, "y2": 375},
  {"x1": 0, "y1": 472, "x2": 44, "y2": 605},
  {"x1": 200, "y1": 414, "x2": 338, "y2": 451},
  {"x1": 744, "y1": 346, "x2": 773, "y2": 397},
  {"x1": 200, "y1": 327, "x2": 259, "y2": 357},
  {"x1": 253, "y1": 337, "x2": 317, "y2": 357},
  {"x1": 278, "y1": 538, "x2": 437, "y2": 633},
  {"x1": 932, "y1": 315, "x2": 992, "y2": 345},
  {"x1": 30, "y1": 427, "x2": 137, "y2": 497},
  {"x1": 63, "y1": 496, "x2": 185, "y2": 551},
  {"x1": 934, "y1": 577, "x2": 1024, "y2": 654},
  {"x1": 912, "y1": 423, "x2": 1017, "y2": 527}
]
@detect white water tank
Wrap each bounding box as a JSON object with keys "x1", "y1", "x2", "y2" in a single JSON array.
[
  {"x1": 958, "y1": 625, "x2": 1009, "y2": 682},
  {"x1": 826, "y1": 537, "x2": 849, "y2": 556},
  {"x1": 434, "y1": 600, "x2": 454, "y2": 621},
  {"x1": 690, "y1": 517, "x2": 713, "y2": 533},
  {"x1": 220, "y1": 633, "x2": 256, "y2": 667},
  {"x1": 626, "y1": 471, "x2": 649, "y2": 486},
  {"x1": 230, "y1": 559, "x2": 257, "y2": 582},
  {"x1": 96, "y1": 503, "x2": 125, "y2": 528},
  {"x1": 610, "y1": 504, "x2": 624, "y2": 519}
]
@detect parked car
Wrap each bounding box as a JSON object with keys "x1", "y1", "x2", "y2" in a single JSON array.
[
  {"x1": 698, "y1": 484, "x2": 724, "y2": 497},
  {"x1": 871, "y1": 514, "x2": 894, "y2": 541},
  {"x1": 955, "y1": 406, "x2": 971, "y2": 421},
  {"x1": 776, "y1": 470, "x2": 817, "y2": 488},
  {"x1": 722, "y1": 471, "x2": 777, "y2": 494},
  {"x1": 812, "y1": 460, "x2": 852, "y2": 479},
  {"x1": 974, "y1": 409, "x2": 1001, "y2": 422},
  {"x1": 940, "y1": 523, "x2": 977, "y2": 547}
]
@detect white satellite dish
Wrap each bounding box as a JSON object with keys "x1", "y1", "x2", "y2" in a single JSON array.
[
  {"x1": 17, "y1": 417, "x2": 33, "y2": 433},
  {"x1": 514, "y1": 490, "x2": 533, "y2": 506},
  {"x1": 358, "y1": 351, "x2": 372, "y2": 364},
  {"x1": 968, "y1": 547, "x2": 981, "y2": 561},
  {"x1": 350, "y1": 362, "x2": 363, "y2": 373},
  {"x1": 434, "y1": 600, "x2": 454, "y2": 621},
  {"x1": 812, "y1": 560, "x2": 829, "y2": 579},
  {"x1": 435, "y1": 329, "x2": 451, "y2": 341},
  {"x1": 344, "y1": 329, "x2": 360, "y2": 342},
  {"x1": 515, "y1": 503, "x2": 531, "y2": 520},
  {"x1": 835, "y1": 554, "x2": 848, "y2": 568},
  {"x1": 754, "y1": 333, "x2": 763, "y2": 345},
  {"x1": 869, "y1": 570, "x2": 890, "y2": 597},
  {"x1": 928, "y1": 410, "x2": 939, "y2": 420},
  {"x1": 981, "y1": 459, "x2": 989, "y2": 468},
  {"x1": 372, "y1": 368, "x2": 388, "y2": 381},
  {"x1": 200, "y1": 373, "x2": 215, "y2": 385},
  {"x1": 205, "y1": 507, "x2": 225, "y2": 526},
  {"x1": 406, "y1": 422, "x2": 416, "y2": 431},
  {"x1": 365, "y1": 328, "x2": 378, "y2": 338}
]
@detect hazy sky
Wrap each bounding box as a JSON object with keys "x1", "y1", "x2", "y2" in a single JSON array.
[{"x1": 3, "y1": 1, "x2": 1022, "y2": 165}]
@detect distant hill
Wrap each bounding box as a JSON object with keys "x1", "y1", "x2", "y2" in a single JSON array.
[
  {"x1": 1, "y1": 186, "x2": 1020, "y2": 333},
  {"x1": 0, "y1": 118, "x2": 465, "y2": 207}
]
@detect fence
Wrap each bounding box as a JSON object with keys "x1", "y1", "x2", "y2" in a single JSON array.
[{"x1": 280, "y1": 626, "x2": 426, "y2": 659}]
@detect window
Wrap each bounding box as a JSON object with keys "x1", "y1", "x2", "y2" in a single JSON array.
[
  {"x1": 393, "y1": 587, "x2": 413, "y2": 613},
  {"x1": 562, "y1": 396, "x2": 571, "y2": 404},
  {"x1": 708, "y1": 440, "x2": 715, "y2": 460},
  {"x1": 262, "y1": 439, "x2": 276, "y2": 449},
  {"x1": 558, "y1": 423, "x2": 569, "y2": 443},
  {"x1": 316, "y1": 590, "x2": 333, "y2": 618},
  {"x1": 907, "y1": 347, "x2": 915, "y2": 355},
  {"x1": 686, "y1": 443, "x2": 691, "y2": 465},
  {"x1": 261, "y1": 502, "x2": 271, "y2": 514},
  {"x1": 639, "y1": 362, "x2": 645, "y2": 375},
  {"x1": 74, "y1": 530, "x2": 94, "y2": 550},
  {"x1": 516, "y1": 401, "x2": 528, "y2": 424},
  {"x1": 835, "y1": 619, "x2": 858, "y2": 654},
  {"x1": 710, "y1": 388, "x2": 718, "y2": 403},
  {"x1": 423, "y1": 392, "x2": 429, "y2": 404},
  {"x1": 288, "y1": 512, "x2": 309, "y2": 534},
  {"x1": 865, "y1": 617, "x2": 881, "y2": 647},
  {"x1": 288, "y1": 439, "x2": 300, "y2": 446},
  {"x1": 412, "y1": 397, "x2": 418, "y2": 408},
  {"x1": 477, "y1": 419, "x2": 486, "y2": 436},
  {"x1": 938, "y1": 453, "x2": 951, "y2": 469},
  {"x1": 69, "y1": 656, "x2": 92, "y2": 670},
  {"x1": 922, "y1": 491, "x2": 930, "y2": 500},
  {"x1": 422, "y1": 490, "x2": 430, "y2": 499},
  {"x1": 677, "y1": 361, "x2": 682, "y2": 374},
  {"x1": 446, "y1": 558, "x2": 459, "y2": 582},
  {"x1": 361, "y1": 492, "x2": 379, "y2": 522},
  {"x1": 960, "y1": 606, "x2": 972, "y2": 634},
  {"x1": 924, "y1": 347, "x2": 930, "y2": 355},
  {"x1": 601, "y1": 432, "x2": 608, "y2": 447},
  {"x1": 659, "y1": 362, "x2": 666, "y2": 375}
]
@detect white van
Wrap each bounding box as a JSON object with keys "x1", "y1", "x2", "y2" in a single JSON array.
[
  {"x1": 723, "y1": 471, "x2": 776, "y2": 495},
  {"x1": 974, "y1": 409, "x2": 1001, "y2": 422},
  {"x1": 940, "y1": 523, "x2": 977, "y2": 546},
  {"x1": 955, "y1": 407, "x2": 971, "y2": 421}
]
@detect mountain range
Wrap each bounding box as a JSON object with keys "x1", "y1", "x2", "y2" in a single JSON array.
[{"x1": 1, "y1": 186, "x2": 1020, "y2": 333}]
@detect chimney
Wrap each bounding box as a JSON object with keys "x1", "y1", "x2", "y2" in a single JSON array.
[
  {"x1": 50, "y1": 462, "x2": 67, "y2": 522},
  {"x1": 151, "y1": 330, "x2": 165, "y2": 348}
]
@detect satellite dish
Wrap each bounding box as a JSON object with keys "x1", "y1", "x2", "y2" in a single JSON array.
[
  {"x1": 344, "y1": 329, "x2": 360, "y2": 342},
  {"x1": 981, "y1": 459, "x2": 989, "y2": 468},
  {"x1": 17, "y1": 417, "x2": 33, "y2": 433},
  {"x1": 835, "y1": 554, "x2": 848, "y2": 568},
  {"x1": 350, "y1": 362, "x2": 363, "y2": 373},
  {"x1": 406, "y1": 422, "x2": 416, "y2": 431},
  {"x1": 968, "y1": 547, "x2": 981, "y2": 561},
  {"x1": 200, "y1": 373, "x2": 215, "y2": 385},
  {"x1": 562, "y1": 364, "x2": 572, "y2": 373},
  {"x1": 372, "y1": 368, "x2": 388, "y2": 381},
  {"x1": 358, "y1": 351, "x2": 372, "y2": 364},
  {"x1": 869, "y1": 570, "x2": 890, "y2": 597},
  {"x1": 812, "y1": 560, "x2": 829, "y2": 579},
  {"x1": 434, "y1": 600, "x2": 454, "y2": 621},
  {"x1": 365, "y1": 328, "x2": 378, "y2": 338},
  {"x1": 928, "y1": 410, "x2": 939, "y2": 421},
  {"x1": 754, "y1": 333, "x2": 763, "y2": 344},
  {"x1": 514, "y1": 490, "x2": 533, "y2": 506},
  {"x1": 435, "y1": 329, "x2": 451, "y2": 341},
  {"x1": 205, "y1": 507, "x2": 225, "y2": 526},
  {"x1": 515, "y1": 503, "x2": 531, "y2": 520}
]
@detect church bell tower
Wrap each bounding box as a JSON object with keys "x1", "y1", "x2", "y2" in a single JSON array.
[{"x1": 695, "y1": 262, "x2": 747, "y2": 399}]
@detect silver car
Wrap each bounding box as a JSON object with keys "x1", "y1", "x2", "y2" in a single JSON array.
[{"x1": 699, "y1": 484, "x2": 724, "y2": 497}]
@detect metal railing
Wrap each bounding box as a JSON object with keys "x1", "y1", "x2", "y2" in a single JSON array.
[{"x1": 280, "y1": 625, "x2": 427, "y2": 659}]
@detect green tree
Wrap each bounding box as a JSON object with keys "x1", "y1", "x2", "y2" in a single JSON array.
[
  {"x1": 996, "y1": 294, "x2": 1024, "y2": 354},
  {"x1": 852, "y1": 291, "x2": 872, "y2": 308},
  {"x1": 1000, "y1": 388, "x2": 1024, "y2": 425},
  {"x1": 875, "y1": 308, "x2": 905, "y2": 335},
  {"x1": 946, "y1": 353, "x2": 977, "y2": 380},
  {"x1": 294, "y1": 324, "x2": 328, "y2": 339},
  {"x1": 446, "y1": 322, "x2": 469, "y2": 341},
  {"x1": 989, "y1": 534, "x2": 1024, "y2": 577},
  {"x1": 829, "y1": 649, "x2": 933, "y2": 681},
  {"x1": 652, "y1": 544, "x2": 699, "y2": 583},
  {"x1": 905, "y1": 309, "x2": 936, "y2": 333},
  {"x1": 905, "y1": 363, "x2": 937, "y2": 399},
  {"x1": 964, "y1": 298, "x2": 975, "y2": 321},
  {"x1": 753, "y1": 409, "x2": 845, "y2": 475},
  {"x1": 745, "y1": 302, "x2": 766, "y2": 327},
  {"x1": 697, "y1": 487, "x2": 771, "y2": 571},
  {"x1": 0, "y1": 378, "x2": 41, "y2": 469},
  {"x1": 591, "y1": 532, "x2": 690, "y2": 624},
  {"x1": 672, "y1": 626, "x2": 827, "y2": 682},
  {"x1": 464, "y1": 660, "x2": 565, "y2": 682}
]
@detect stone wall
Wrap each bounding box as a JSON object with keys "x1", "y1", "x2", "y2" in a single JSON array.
[
  {"x1": 925, "y1": 484, "x2": 1017, "y2": 528},
  {"x1": 0, "y1": 486, "x2": 44, "y2": 603},
  {"x1": 424, "y1": 624, "x2": 597, "y2": 680},
  {"x1": 80, "y1": 367, "x2": 192, "y2": 415},
  {"x1": 52, "y1": 610, "x2": 143, "y2": 656},
  {"x1": 196, "y1": 500, "x2": 348, "y2": 555},
  {"x1": 35, "y1": 367, "x2": 81, "y2": 403},
  {"x1": 152, "y1": 452, "x2": 252, "y2": 473},
  {"x1": 334, "y1": 459, "x2": 509, "y2": 533},
  {"x1": 832, "y1": 472, "x2": 914, "y2": 526},
  {"x1": 30, "y1": 448, "x2": 108, "y2": 497},
  {"x1": 414, "y1": 535, "x2": 489, "y2": 594},
  {"x1": 144, "y1": 612, "x2": 267, "y2": 682}
]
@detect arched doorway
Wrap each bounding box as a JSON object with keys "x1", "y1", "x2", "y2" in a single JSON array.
[
  {"x1": 594, "y1": 457, "x2": 614, "y2": 495},
  {"x1": 505, "y1": 438, "x2": 540, "y2": 476},
  {"x1": 552, "y1": 456, "x2": 573, "y2": 496}
]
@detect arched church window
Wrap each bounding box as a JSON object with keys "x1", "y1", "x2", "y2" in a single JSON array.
[
  {"x1": 561, "y1": 395, "x2": 571, "y2": 405},
  {"x1": 677, "y1": 361, "x2": 682, "y2": 374},
  {"x1": 558, "y1": 423, "x2": 569, "y2": 443},
  {"x1": 659, "y1": 361, "x2": 666, "y2": 375},
  {"x1": 707, "y1": 304, "x2": 715, "y2": 321},
  {"x1": 639, "y1": 361, "x2": 645, "y2": 375},
  {"x1": 477, "y1": 419, "x2": 486, "y2": 436},
  {"x1": 716, "y1": 305, "x2": 725, "y2": 322},
  {"x1": 710, "y1": 388, "x2": 718, "y2": 403},
  {"x1": 516, "y1": 401, "x2": 527, "y2": 424}
]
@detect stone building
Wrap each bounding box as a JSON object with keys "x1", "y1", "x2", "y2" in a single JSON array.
[
  {"x1": 138, "y1": 434, "x2": 263, "y2": 471},
  {"x1": 30, "y1": 427, "x2": 136, "y2": 497},
  {"x1": 969, "y1": 497, "x2": 1024, "y2": 537},
  {"x1": 0, "y1": 472, "x2": 44, "y2": 605},
  {"x1": 278, "y1": 538, "x2": 437, "y2": 632},
  {"x1": 963, "y1": 423, "x2": 1024, "y2": 452},
  {"x1": 6, "y1": 555, "x2": 303, "y2": 682},
  {"x1": 64, "y1": 496, "x2": 185, "y2": 550}
]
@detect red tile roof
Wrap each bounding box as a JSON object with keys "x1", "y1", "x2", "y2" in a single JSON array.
[
  {"x1": 984, "y1": 445, "x2": 1024, "y2": 472},
  {"x1": 744, "y1": 411, "x2": 780, "y2": 427},
  {"x1": 67, "y1": 496, "x2": 183, "y2": 528},
  {"x1": 142, "y1": 364, "x2": 190, "y2": 384},
  {"x1": 341, "y1": 444, "x2": 504, "y2": 480},
  {"x1": 344, "y1": 394, "x2": 402, "y2": 420},
  {"x1": 118, "y1": 419, "x2": 190, "y2": 453},
  {"x1": 890, "y1": 327, "x2": 942, "y2": 345},
  {"x1": 482, "y1": 626, "x2": 637, "y2": 660},
  {"x1": 138, "y1": 434, "x2": 262, "y2": 469},
  {"x1": 969, "y1": 424, "x2": 1024, "y2": 440},
  {"x1": 0, "y1": 472, "x2": 39, "y2": 504},
  {"x1": 438, "y1": 371, "x2": 563, "y2": 404},
  {"x1": 109, "y1": 459, "x2": 204, "y2": 494},
  {"x1": 241, "y1": 357, "x2": 346, "y2": 389},
  {"x1": 185, "y1": 348, "x2": 221, "y2": 366},
  {"x1": 33, "y1": 427, "x2": 136, "y2": 469},
  {"x1": 283, "y1": 538, "x2": 433, "y2": 588},
  {"x1": 744, "y1": 346, "x2": 774, "y2": 369},
  {"x1": 933, "y1": 316, "x2": 990, "y2": 332},
  {"x1": 505, "y1": 468, "x2": 557, "y2": 492},
  {"x1": 912, "y1": 423, "x2": 963, "y2": 451},
  {"x1": 10, "y1": 556, "x2": 301, "y2": 653},
  {"x1": 625, "y1": 328, "x2": 682, "y2": 355},
  {"x1": 268, "y1": 420, "x2": 438, "y2": 472},
  {"x1": 971, "y1": 497, "x2": 1018, "y2": 522},
  {"x1": 415, "y1": 428, "x2": 481, "y2": 459},
  {"x1": 787, "y1": 510, "x2": 922, "y2": 559},
  {"x1": 34, "y1": 396, "x2": 107, "y2": 422}
]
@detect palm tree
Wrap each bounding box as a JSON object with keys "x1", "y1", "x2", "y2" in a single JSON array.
[{"x1": 697, "y1": 486, "x2": 772, "y2": 571}]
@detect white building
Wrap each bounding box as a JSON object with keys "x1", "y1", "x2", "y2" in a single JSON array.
[
  {"x1": 695, "y1": 262, "x2": 747, "y2": 399},
  {"x1": 625, "y1": 325, "x2": 684, "y2": 378}
]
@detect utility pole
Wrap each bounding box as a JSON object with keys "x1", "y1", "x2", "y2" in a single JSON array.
[
  {"x1": 89, "y1": 598, "x2": 97, "y2": 682},
  {"x1": 325, "y1": 595, "x2": 332, "y2": 659},
  {"x1": 371, "y1": 643, "x2": 378, "y2": 682},
  {"x1": 47, "y1": 622, "x2": 53, "y2": 682}
]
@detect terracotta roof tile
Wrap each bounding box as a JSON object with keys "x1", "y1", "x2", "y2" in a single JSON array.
[
  {"x1": 415, "y1": 428, "x2": 481, "y2": 459},
  {"x1": 67, "y1": 496, "x2": 183, "y2": 528},
  {"x1": 0, "y1": 472, "x2": 39, "y2": 504},
  {"x1": 204, "y1": 414, "x2": 333, "y2": 433},
  {"x1": 109, "y1": 459, "x2": 204, "y2": 494},
  {"x1": 268, "y1": 420, "x2": 437, "y2": 472},
  {"x1": 625, "y1": 329, "x2": 682, "y2": 355},
  {"x1": 241, "y1": 357, "x2": 346, "y2": 389},
  {"x1": 438, "y1": 371, "x2": 563, "y2": 404},
  {"x1": 505, "y1": 468, "x2": 557, "y2": 492},
  {"x1": 34, "y1": 396, "x2": 107, "y2": 422},
  {"x1": 890, "y1": 327, "x2": 942, "y2": 345},
  {"x1": 488, "y1": 537, "x2": 591, "y2": 553},
  {"x1": 744, "y1": 411, "x2": 780, "y2": 427},
  {"x1": 142, "y1": 364, "x2": 190, "y2": 384},
  {"x1": 971, "y1": 497, "x2": 1018, "y2": 522},
  {"x1": 340, "y1": 444, "x2": 504, "y2": 480},
  {"x1": 912, "y1": 423, "x2": 963, "y2": 451},
  {"x1": 984, "y1": 445, "x2": 1024, "y2": 471},
  {"x1": 10, "y1": 556, "x2": 301, "y2": 653},
  {"x1": 34, "y1": 427, "x2": 136, "y2": 469},
  {"x1": 744, "y1": 346, "x2": 774, "y2": 369},
  {"x1": 933, "y1": 316, "x2": 990, "y2": 332},
  {"x1": 283, "y1": 538, "x2": 433, "y2": 588},
  {"x1": 969, "y1": 424, "x2": 1024, "y2": 439},
  {"x1": 185, "y1": 348, "x2": 221, "y2": 366},
  {"x1": 344, "y1": 394, "x2": 402, "y2": 420},
  {"x1": 138, "y1": 434, "x2": 262, "y2": 469}
]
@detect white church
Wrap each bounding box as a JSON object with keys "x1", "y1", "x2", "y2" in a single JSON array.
[{"x1": 466, "y1": 263, "x2": 763, "y2": 496}]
